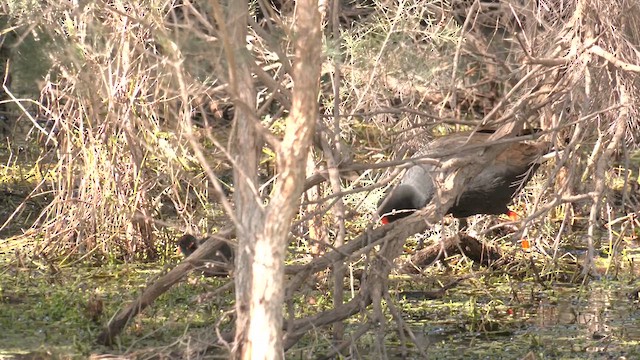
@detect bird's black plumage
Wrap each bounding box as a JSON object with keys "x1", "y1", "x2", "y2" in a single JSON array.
[{"x1": 377, "y1": 129, "x2": 548, "y2": 224}]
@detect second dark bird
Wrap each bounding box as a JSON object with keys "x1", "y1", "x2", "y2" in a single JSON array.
[{"x1": 178, "y1": 234, "x2": 234, "y2": 277}]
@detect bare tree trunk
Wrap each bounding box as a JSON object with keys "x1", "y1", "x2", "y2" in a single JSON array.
[
  {"x1": 221, "y1": 0, "x2": 322, "y2": 358},
  {"x1": 212, "y1": 0, "x2": 261, "y2": 355}
]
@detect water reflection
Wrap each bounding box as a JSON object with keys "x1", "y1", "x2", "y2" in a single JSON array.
[
  {"x1": 531, "y1": 286, "x2": 640, "y2": 340},
  {"x1": 400, "y1": 282, "x2": 640, "y2": 359}
]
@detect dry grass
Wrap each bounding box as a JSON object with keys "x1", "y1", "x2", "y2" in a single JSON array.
[{"x1": 0, "y1": 0, "x2": 637, "y2": 277}]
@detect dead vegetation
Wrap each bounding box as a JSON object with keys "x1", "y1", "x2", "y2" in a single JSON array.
[{"x1": 1, "y1": 0, "x2": 639, "y2": 357}]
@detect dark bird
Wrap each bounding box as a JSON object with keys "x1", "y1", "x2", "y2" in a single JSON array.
[
  {"x1": 178, "y1": 234, "x2": 234, "y2": 277},
  {"x1": 377, "y1": 129, "x2": 550, "y2": 225}
]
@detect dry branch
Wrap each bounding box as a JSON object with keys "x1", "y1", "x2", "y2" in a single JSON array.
[{"x1": 399, "y1": 233, "x2": 502, "y2": 274}]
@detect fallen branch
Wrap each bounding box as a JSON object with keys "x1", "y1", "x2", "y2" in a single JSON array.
[
  {"x1": 96, "y1": 229, "x2": 234, "y2": 346},
  {"x1": 399, "y1": 233, "x2": 502, "y2": 274}
]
